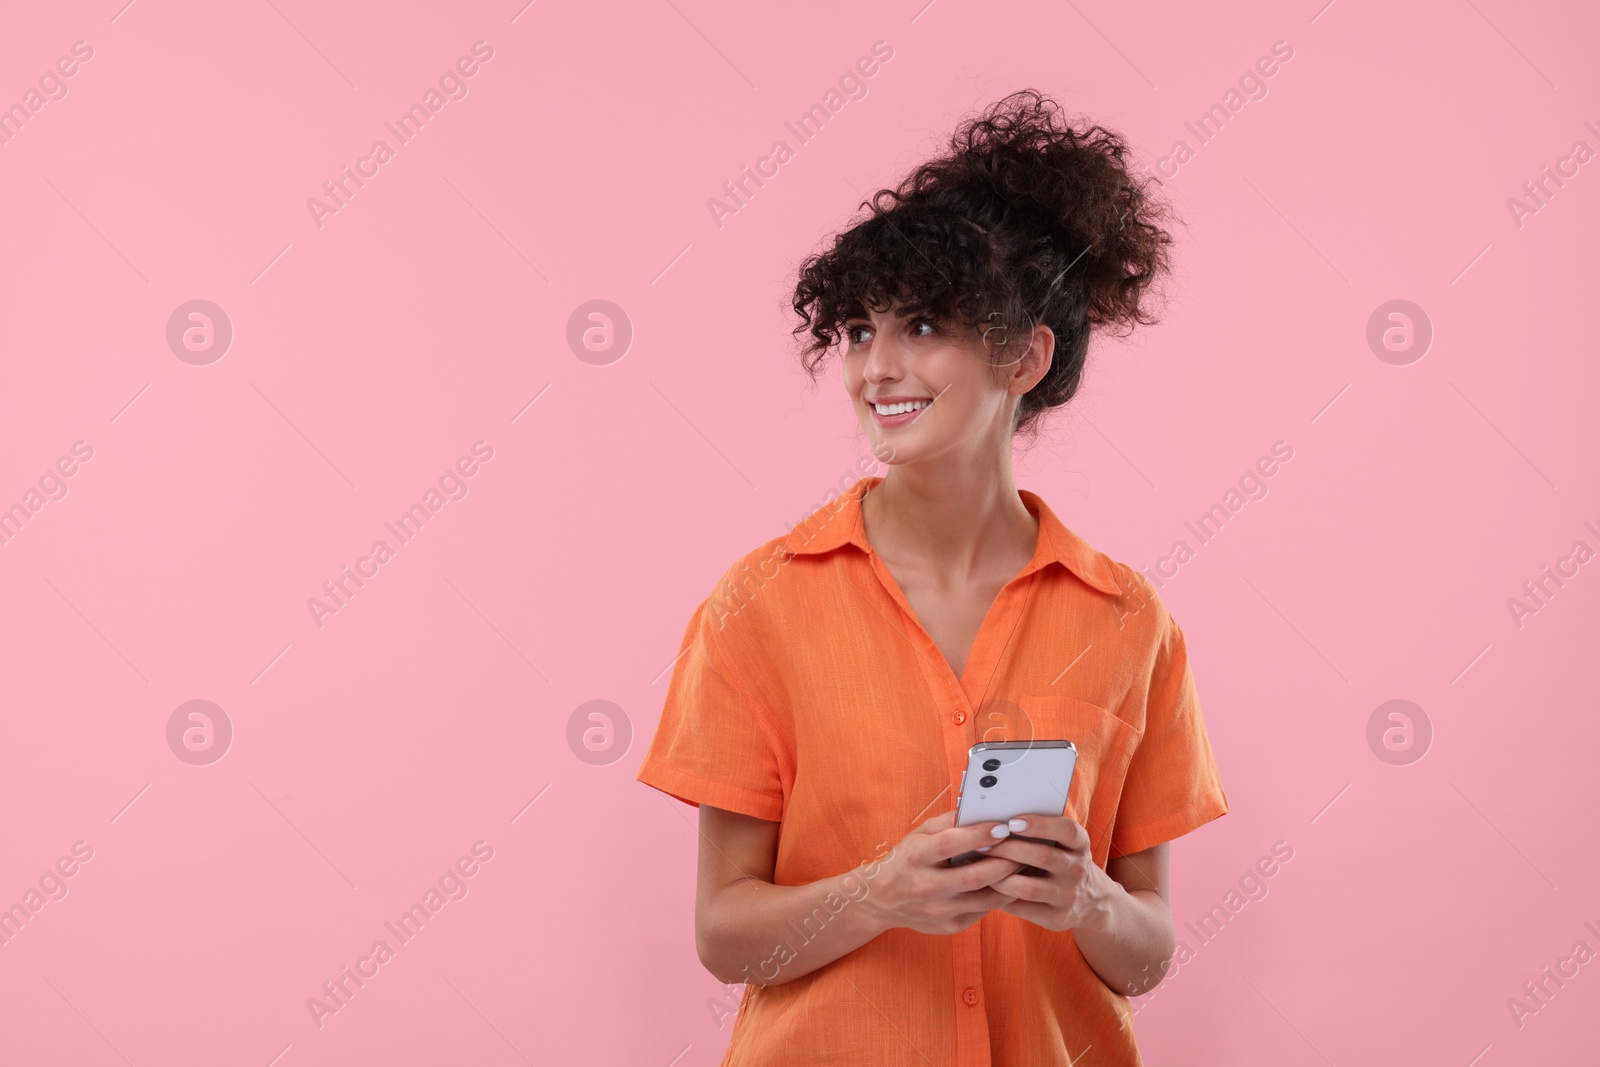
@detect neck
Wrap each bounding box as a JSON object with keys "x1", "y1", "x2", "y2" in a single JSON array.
[{"x1": 862, "y1": 454, "x2": 1037, "y2": 580}]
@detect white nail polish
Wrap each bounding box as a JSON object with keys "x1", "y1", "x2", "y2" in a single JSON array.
[
  {"x1": 990, "y1": 824, "x2": 1010, "y2": 839},
  {"x1": 977, "y1": 845, "x2": 992, "y2": 852},
  {"x1": 1009, "y1": 818, "x2": 1028, "y2": 832}
]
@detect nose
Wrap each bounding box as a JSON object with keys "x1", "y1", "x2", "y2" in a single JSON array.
[{"x1": 861, "y1": 328, "x2": 904, "y2": 385}]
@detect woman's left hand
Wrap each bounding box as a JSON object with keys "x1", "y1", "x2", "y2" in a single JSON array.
[{"x1": 980, "y1": 814, "x2": 1117, "y2": 933}]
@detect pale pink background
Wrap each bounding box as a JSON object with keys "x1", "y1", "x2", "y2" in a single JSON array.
[{"x1": 1, "y1": 0, "x2": 1596, "y2": 1064}]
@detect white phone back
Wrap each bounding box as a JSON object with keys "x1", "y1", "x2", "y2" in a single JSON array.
[{"x1": 955, "y1": 742, "x2": 1078, "y2": 825}]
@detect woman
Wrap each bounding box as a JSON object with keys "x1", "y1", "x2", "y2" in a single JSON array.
[{"x1": 637, "y1": 90, "x2": 1228, "y2": 1066}]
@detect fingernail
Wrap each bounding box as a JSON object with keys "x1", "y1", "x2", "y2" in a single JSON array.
[
  {"x1": 1009, "y1": 818, "x2": 1028, "y2": 832},
  {"x1": 990, "y1": 824, "x2": 1010, "y2": 839},
  {"x1": 977, "y1": 845, "x2": 992, "y2": 852}
]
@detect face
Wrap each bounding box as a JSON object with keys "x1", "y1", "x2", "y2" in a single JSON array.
[{"x1": 841, "y1": 305, "x2": 1053, "y2": 467}]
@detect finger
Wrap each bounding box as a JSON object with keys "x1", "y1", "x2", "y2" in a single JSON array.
[
  {"x1": 1003, "y1": 814, "x2": 1089, "y2": 852},
  {"x1": 946, "y1": 912, "x2": 984, "y2": 934},
  {"x1": 947, "y1": 907, "x2": 999, "y2": 933},
  {"x1": 945, "y1": 854, "x2": 1024, "y2": 891},
  {"x1": 998, "y1": 897, "x2": 1060, "y2": 924},
  {"x1": 947, "y1": 887, "x2": 1016, "y2": 918},
  {"x1": 916, "y1": 809, "x2": 959, "y2": 835},
  {"x1": 954, "y1": 887, "x2": 1015, "y2": 910},
  {"x1": 984, "y1": 836, "x2": 1069, "y2": 874},
  {"x1": 993, "y1": 871, "x2": 1054, "y2": 902},
  {"x1": 947, "y1": 895, "x2": 1011, "y2": 921},
  {"x1": 926, "y1": 821, "x2": 1014, "y2": 862}
]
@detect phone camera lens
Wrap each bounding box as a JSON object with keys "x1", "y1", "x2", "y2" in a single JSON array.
[
  {"x1": 982, "y1": 758, "x2": 1001, "y2": 771},
  {"x1": 979, "y1": 775, "x2": 998, "y2": 788}
]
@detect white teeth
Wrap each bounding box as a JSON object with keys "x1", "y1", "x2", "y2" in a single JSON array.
[{"x1": 873, "y1": 399, "x2": 930, "y2": 416}]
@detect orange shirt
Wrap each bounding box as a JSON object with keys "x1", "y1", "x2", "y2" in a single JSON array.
[{"x1": 637, "y1": 476, "x2": 1228, "y2": 1066}]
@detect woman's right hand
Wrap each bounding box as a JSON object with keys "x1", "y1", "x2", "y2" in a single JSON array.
[{"x1": 857, "y1": 809, "x2": 1023, "y2": 936}]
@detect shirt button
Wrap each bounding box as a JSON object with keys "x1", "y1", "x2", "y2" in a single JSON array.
[
  {"x1": 962, "y1": 987, "x2": 979, "y2": 1006},
  {"x1": 952, "y1": 710, "x2": 967, "y2": 725}
]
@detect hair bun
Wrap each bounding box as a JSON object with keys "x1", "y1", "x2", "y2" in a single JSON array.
[{"x1": 920, "y1": 89, "x2": 1170, "y2": 333}]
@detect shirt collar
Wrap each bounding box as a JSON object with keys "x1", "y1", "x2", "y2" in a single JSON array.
[{"x1": 782, "y1": 475, "x2": 1123, "y2": 596}]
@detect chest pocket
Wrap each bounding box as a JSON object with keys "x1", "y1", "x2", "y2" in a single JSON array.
[{"x1": 977, "y1": 692, "x2": 1143, "y2": 868}]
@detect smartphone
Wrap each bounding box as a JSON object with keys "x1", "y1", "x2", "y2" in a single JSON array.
[{"x1": 949, "y1": 740, "x2": 1077, "y2": 876}]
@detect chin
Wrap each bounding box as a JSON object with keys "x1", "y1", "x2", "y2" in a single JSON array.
[{"x1": 871, "y1": 440, "x2": 923, "y2": 465}]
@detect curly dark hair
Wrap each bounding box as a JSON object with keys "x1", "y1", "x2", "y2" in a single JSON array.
[{"x1": 790, "y1": 89, "x2": 1176, "y2": 438}]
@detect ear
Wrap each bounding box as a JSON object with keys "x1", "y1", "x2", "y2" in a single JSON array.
[{"x1": 1007, "y1": 324, "x2": 1055, "y2": 396}]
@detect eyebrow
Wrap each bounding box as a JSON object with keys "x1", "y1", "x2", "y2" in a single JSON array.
[{"x1": 844, "y1": 304, "x2": 930, "y2": 324}]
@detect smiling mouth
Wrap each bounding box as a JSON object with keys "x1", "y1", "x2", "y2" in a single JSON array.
[{"x1": 871, "y1": 398, "x2": 932, "y2": 416}]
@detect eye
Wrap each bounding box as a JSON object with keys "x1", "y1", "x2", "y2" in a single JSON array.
[
  {"x1": 909, "y1": 318, "x2": 940, "y2": 337},
  {"x1": 845, "y1": 324, "x2": 872, "y2": 345}
]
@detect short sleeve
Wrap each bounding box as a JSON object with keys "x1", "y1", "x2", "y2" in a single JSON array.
[
  {"x1": 1109, "y1": 597, "x2": 1228, "y2": 857},
  {"x1": 635, "y1": 596, "x2": 787, "y2": 822}
]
